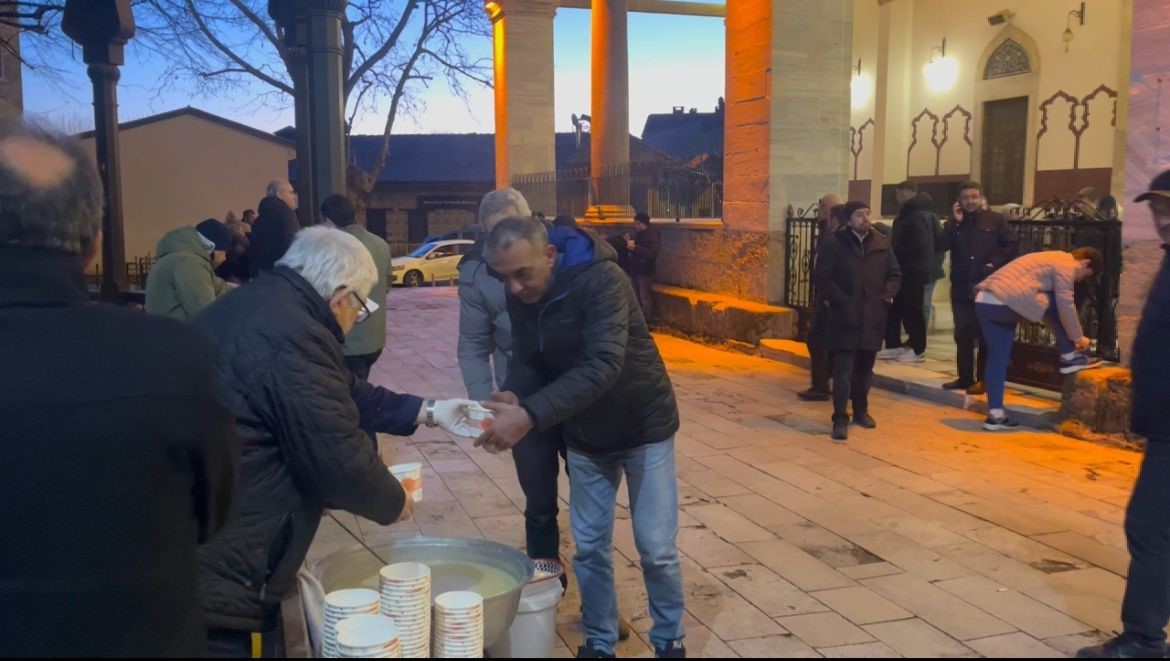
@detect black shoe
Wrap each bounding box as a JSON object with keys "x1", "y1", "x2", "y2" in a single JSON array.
[
  {"x1": 831, "y1": 417, "x2": 849, "y2": 442},
  {"x1": 656, "y1": 641, "x2": 687, "y2": 659},
  {"x1": 967, "y1": 381, "x2": 986, "y2": 396},
  {"x1": 853, "y1": 413, "x2": 877, "y2": 429},
  {"x1": 797, "y1": 387, "x2": 831, "y2": 401},
  {"x1": 943, "y1": 379, "x2": 972, "y2": 391},
  {"x1": 1075, "y1": 635, "x2": 1166, "y2": 658},
  {"x1": 983, "y1": 414, "x2": 1021, "y2": 431},
  {"x1": 618, "y1": 618, "x2": 631, "y2": 641},
  {"x1": 578, "y1": 644, "x2": 617, "y2": 659}
]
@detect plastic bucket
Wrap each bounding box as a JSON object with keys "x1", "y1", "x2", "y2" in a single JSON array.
[{"x1": 486, "y1": 559, "x2": 565, "y2": 658}]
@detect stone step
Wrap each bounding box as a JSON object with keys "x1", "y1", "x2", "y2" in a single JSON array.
[
  {"x1": 652, "y1": 285, "x2": 798, "y2": 346},
  {"x1": 759, "y1": 338, "x2": 1062, "y2": 431}
]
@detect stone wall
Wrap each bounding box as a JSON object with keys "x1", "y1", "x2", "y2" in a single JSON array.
[{"x1": 1118, "y1": 240, "x2": 1164, "y2": 362}]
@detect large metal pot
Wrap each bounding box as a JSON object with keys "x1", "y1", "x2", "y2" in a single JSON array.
[{"x1": 305, "y1": 537, "x2": 535, "y2": 650}]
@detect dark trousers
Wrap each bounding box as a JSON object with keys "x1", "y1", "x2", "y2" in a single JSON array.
[
  {"x1": 345, "y1": 349, "x2": 384, "y2": 452},
  {"x1": 634, "y1": 274, "x2": 655, "y2": 324},
  {"x1": 1121, "y1": 439, "x2": 1170, "y2": 645},
  {"x1": 885, "y1": 274, "x2": 927, "y2": 355},
  {"x1": 831, "y1": 350, "x2": 877, "y2": 419},
  {"x1": 206, "y1": 622, "x2": 282, "y2": 659},
  {"x1": 512, "y1": 428, "x2": 568, "y2": 560},
  {"x1": 807, "y1": 305, "x2": 831, "y2": 392},
  {"x1": 951, "y1": 299, "x2": 988, "y2": 385}
]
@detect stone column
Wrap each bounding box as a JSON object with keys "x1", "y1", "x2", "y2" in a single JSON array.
[
  {"x1": 587, "y1": 0, "x2": 633, "y2": 219},
  {"x1": 304, "y1": 0, "x2": 348, "y2": 219},
  {"x1": 1118, "y1": 0, "x2": 1170, "y2": 362},
  {"x1": 870, "y1": 0, "x2": 912, "y2": 213},
  {"x1": 723, "y1": 0, "x2": 851, "y2": 303},
  {"x1": 487, "y1": 0, "x2": 557, "y2": 189}
]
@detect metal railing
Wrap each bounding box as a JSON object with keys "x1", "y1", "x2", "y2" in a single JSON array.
[
  {"x1": 87, "y1": 255, "x2": 155, "y2": 292},
  {"x1": 782, "y1": 203, "x2": 1123, "y2": 363},
  {"x1": 512, "y1": 160, "x2": 723, "y2": 220}
]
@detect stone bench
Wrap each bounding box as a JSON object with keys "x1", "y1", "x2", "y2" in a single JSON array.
[{"x1": 651, "y1": 284, "x2": 797, "y2": 346}]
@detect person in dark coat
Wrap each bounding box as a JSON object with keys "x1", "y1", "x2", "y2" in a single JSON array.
[
  {"x1": 813, "y1": 201, "x2": 902, "y2": 442},
  {"x1": 249, "y1": 179, "x2": 302, "y2": 277},
  {"x1": 553, "y1": 213, "x2": 578, "y2": 228},
  {"x1": 195, "y1": 227, "x2": 481, "y2": 657},
  {"x1": 937, "y1": 181, "x2": 1019, "y2": 394},
  {"x1": 880, "y1": 180, "x2": 937, "y2": 363},
  {"x1": 628, "y1": 211, "x2": 662, "y2": 324},
  {"x1": 0, "y1": 122, "x2": 238, "y2": 657},
  {"x1": 1078, "y1": 170, "x2": 1170, "y2": 659},
  {"x1": 798, "y1": 194, "x2": 843, "y2": 401},
  {"x1": 474, "y1": 217, "x2": 686, "y2": 659}
]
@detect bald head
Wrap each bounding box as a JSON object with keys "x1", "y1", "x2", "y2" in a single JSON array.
[
  {"x1": 0, "y1": 121, "x2": 103, "y2": 256},
  {"x1": 818, "y1": 193, "x2": 843, "y2": 222}
]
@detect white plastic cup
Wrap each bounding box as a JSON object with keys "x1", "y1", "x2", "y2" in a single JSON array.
[{"x1": 388, "y1": 463, "x2": 423, "y2": 502}]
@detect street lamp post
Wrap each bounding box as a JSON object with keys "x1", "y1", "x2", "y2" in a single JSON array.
[
  {"x1": 62, "y1": 0, "x2": 135, "y2": 302},
  {"x1": 270, "y1": 0, "x2": 317, "y2": 227}
]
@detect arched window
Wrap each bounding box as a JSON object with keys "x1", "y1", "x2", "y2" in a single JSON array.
[{"x1": 983, "y1": 39, "x2": 1031, "y2": 80}]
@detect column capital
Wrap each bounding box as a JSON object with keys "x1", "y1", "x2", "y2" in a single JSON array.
[{"x1": 484, "y1": 0, "x2": 557, "y2": 23}]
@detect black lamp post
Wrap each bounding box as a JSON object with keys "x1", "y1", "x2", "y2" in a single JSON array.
[{"x1": 62, "y1": 0, "x2": 135, "y2": 302}]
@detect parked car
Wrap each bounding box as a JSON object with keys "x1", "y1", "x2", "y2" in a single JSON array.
[{"x1": 391, "y1": 239, "x2": 475, "y2": 287}]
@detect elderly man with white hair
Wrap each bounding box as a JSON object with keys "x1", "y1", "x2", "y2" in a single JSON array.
[
  {"x1": 195, "y1": 226, "x2": 480, "y2": 657},
  {"x1": 249, "y1": 178, "x2": 302, "y2": 278}
]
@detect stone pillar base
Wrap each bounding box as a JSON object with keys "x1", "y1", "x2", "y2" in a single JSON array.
[
  {"x1": 1058, "y1": 365, "x2": 1140, "y2": 448},
  {"x1": 585, "y1": 204, "x2": 636, "y2": 221}
]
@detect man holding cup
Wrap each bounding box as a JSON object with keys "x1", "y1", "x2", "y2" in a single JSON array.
[{"x1": 475, "y1": 217, "x2": 687, "y2": 659}]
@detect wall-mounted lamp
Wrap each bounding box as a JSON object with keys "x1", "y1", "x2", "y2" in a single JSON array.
[
  {"x1": 923, "y1": 37, "x2": 958, "y2": 91},
  {"x1": 1063, "y1": 2, "x2": 1085, "y2": 53},
  {"x1": 851, "y1": 58, "x2": 873, "y2": 109}
]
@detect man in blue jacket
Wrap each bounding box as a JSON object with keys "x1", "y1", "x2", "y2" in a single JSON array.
[
  {"x1": 475, "y1": 217, "x2": 686, "y2": 659},
  {"x1": 1078, "y1": 170, "x2": 1170, "y2": 659}
]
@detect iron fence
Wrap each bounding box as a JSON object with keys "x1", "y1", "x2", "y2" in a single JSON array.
[
  {"x1": 87, "y1": 255, "x2": 155, "y2": 292},
  {"x1": 512, "y1": 161, "x2": 723, "y2": 220},
  {"x1": 782, "y1": 205, "x2": 821, "y2": 339}
]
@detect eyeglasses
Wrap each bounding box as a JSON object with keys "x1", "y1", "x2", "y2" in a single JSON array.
[{"x1": 350, "y1": 291, "x2": 373, "y2": 324}]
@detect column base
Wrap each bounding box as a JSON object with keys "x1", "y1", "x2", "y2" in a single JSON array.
[{"x1": 585, "y1": 204, "x2": 636, "y2": 221}]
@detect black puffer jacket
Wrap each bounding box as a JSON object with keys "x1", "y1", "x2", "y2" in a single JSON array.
[
  {"x1": 194, "y1": 267, "x2": 421, "y2": 631},
  {"x1": 938, "y1": 209, "x2": 1018, "y2": 301},
  {"x1": 249, "y1": 197, "x2": 300, "y2": 277},
  {"x1": 891, "y1": 193, "x2": 938, "y2": 280},
  {"x1": 504, "y1": 228, "x2": 680, "y2": 456},
  {"x1": 814, "y1": 227, "x2": 902, "y2": 352}
]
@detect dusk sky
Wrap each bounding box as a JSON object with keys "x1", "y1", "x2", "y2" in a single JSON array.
[{"x1": 23, "y1": 6, "x2": 724, "y2": 138}]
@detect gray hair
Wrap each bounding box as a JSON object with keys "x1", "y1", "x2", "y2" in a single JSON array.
[
  {"x1": 276, "y1": 226, "x2": 378, "y2": 300},
  {"x1": 484, "y1": 215, "x2": 548, "y2": 261},
  {"x1": 0, "y1": 120, "x2": 103, "y2": 255},
  {"x1": 266, "y1": 179, "x2": 291, "y2": 198},
  {"x1": 478, "y1": 188, "x2": 531, "y2": 228}
]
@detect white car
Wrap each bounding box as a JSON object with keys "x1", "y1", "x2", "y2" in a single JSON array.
[{"x1": 391, "y1": 239, "x2": 475, "y2": 287}]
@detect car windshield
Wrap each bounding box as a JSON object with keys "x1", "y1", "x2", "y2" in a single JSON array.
[{"x1": 409, "y1": 242, "x2": 438, "y2": 258}]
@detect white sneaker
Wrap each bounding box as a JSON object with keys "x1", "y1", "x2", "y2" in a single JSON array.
[
  {"x1": 896, "y1": 350, "x2": 926, "y2": 363},
  {"x1": 877, "y1": 347, "x2": 907, "y2": 360}
]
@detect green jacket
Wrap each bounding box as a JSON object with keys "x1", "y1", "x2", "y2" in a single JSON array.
[
  {"x1": 145, "y1": 227, "x2": 226, "y2": 322},
  {"x1": 341, "y1": 225, "x2": 390, "y2": 356}
]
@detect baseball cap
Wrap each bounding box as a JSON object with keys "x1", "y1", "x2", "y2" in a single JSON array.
[{"x1": 1135, "y1": 169, "x2": 1170, "y2": 203}]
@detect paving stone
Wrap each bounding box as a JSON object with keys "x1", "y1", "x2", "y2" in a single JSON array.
[
  {"x1": 740, "y1": 539, "x2": 856, "y2": 592},
  {"x1": 719, "y1": 493, "x2": 807, "y2": 528},
  {"x1": 714, "y1": 564, "x2": 832, "y2": 618},
  {"x1": 861, "y1": 573, "x2": 1016, "y2": 641},
  {"x1": 933, "y1": 575, "x2": 1092, "y2": 638},
  {"x1": 838, "y1": 562, "x2": 905, "y2": 580},
  {"x1": 965, "y1": 632, "x2": 1067, "y2": 658},
  {"x1": 728, "y1": 635, "x2": 822, "y2": 658},
  {"x1": 863, "y1": 619, "x2": 977, "y2": 658},
  {"x1": 810, "y1": 586, "x2": 913, "y2": 625},
  {"x1": 848, "y1": 530, "x2": 971, "y2": 581},
  {"x1": 1032, "y1": 530, "x2": 1130, "y2": 577},
  {"x1": 685, "y1": 503, "x2": 776, "y2": 543},
  {"x1": 817, "y1": 641, "x2": 902, "y2": 658},
  {"x1": 677, "y1": 526, "x2": 756, "y2": 568},
  {"x1": 776, "y1": 612, "x2": 876, "y2": 648}
]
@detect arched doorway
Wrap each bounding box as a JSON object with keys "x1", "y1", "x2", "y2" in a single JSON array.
[{"x1": 971, "y1": 26, "x2": 1042, "y2": 205}]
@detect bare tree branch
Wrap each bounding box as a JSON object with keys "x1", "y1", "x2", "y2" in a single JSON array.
[
  {"x1": 182, "y1": 0, "x2": 294, "y2": 94},
  {"x1": 345, "y1": 0, "x2": 419, "y2": 98},
  {"x1": 226, "y1": 0, "x2": 285, "y2": 60}
]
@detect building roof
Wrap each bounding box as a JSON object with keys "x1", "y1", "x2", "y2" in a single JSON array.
[
  {"x1": 640, "y1": 102, "x2": 724, "y2": 161},
  {"x1": 290, "y1": 131, "x2": 682, "y2": 185},
  {"x1": 77, "y1": 106, "x2": 295, "y2": 149}
]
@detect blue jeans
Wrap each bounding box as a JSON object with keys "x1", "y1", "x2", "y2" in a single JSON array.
[
  {"x1": 568, "y1": 438, "x2": 685, "y2": 654},
  {"x1": 976, "y1": 297, "x2": 1076, "y2": 411}
]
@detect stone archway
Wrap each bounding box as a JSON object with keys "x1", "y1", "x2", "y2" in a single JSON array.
[{"x1": 971, "y1": 25, "x2": 1042, "y2": 204}]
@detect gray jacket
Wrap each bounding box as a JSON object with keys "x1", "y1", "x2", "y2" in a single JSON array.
[{"x1": 457, "y1": 249, "x2": 510, "y2": 401}]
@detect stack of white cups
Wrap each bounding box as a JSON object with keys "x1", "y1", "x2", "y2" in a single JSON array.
[
  {"x1": 322, "y1": 589, "x2": 380, "y2": 658},
  {"x1": 432, "y1": 591, "x2": 485, "y2": 658},
  {"x1": 336, "y1": 614, "x2": 401, "y2": 658},
  {"x1": 379, "y1": 562, "x2": 432, "y2": 658}
]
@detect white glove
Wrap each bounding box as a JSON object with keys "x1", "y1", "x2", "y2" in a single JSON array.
[{"x1": 432, "y1": 399, "x2": 481, "y2": 438}]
